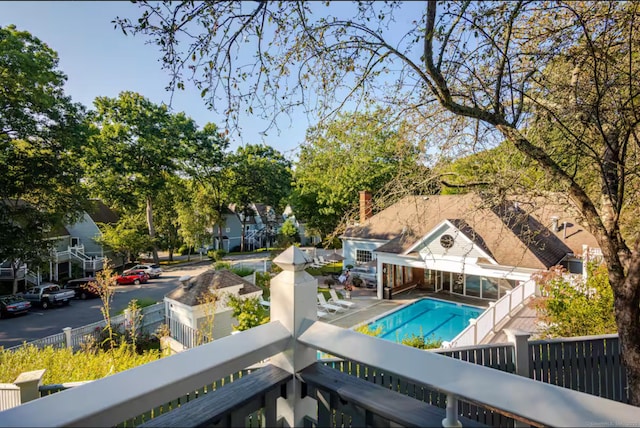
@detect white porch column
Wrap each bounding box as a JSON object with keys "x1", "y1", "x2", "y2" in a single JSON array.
[{"x1": 270, "y1": 246, "x2": 318, "y2": 427}]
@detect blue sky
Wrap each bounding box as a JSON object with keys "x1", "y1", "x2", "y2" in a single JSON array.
[{"x1": 1, "y1": 1, "x2": 309, "y2": 158}]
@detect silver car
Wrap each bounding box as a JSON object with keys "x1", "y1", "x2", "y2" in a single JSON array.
[{"x1": 124, "y1": 263, "x2": 162, "y2": 278}]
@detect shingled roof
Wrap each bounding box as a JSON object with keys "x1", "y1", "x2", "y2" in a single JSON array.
[
  {"x1": 166, "y1": 269, "x2": 262, "y2": 306},
  {"x1": 343, "y1": 193, "x2": 599, "y2": 270},
  {"x1": 87, "y1": 199, "x2": 119, "y2": 225}
]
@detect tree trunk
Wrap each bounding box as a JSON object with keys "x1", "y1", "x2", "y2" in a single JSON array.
[
  {"x1": 146, "y1": 196, "x2": 160, "y2": 264},
  {"x1": 11, "y1": 260, "x2": 20, "y2": 294},
  {"x1": 168, "y1": 247, "x2": 174, "y2": 262},
  {"x1": 613, "y1": 246, "x2": 640, "y2": 405}
]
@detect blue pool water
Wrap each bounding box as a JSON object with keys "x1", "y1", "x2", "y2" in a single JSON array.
[{"x1": 368, "y1": 298, "x2": 482, "y2": 343}]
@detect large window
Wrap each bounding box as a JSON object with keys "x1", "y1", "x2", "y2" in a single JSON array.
[{"x1": 356, "y1": 249, "x2": 373, "y2": 264}]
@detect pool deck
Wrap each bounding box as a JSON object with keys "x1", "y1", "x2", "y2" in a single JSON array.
[{"x1": 320, "y1": 284, "x2": 540, "y2": 344}]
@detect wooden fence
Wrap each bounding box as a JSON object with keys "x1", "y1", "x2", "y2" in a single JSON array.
[{"x1": 529, "y1": 334, "x2": 627, "y2": 403}]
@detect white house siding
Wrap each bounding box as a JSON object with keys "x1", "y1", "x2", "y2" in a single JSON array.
[
  {"x1": 417, "y1": 224, "x2": 489, "y2": 261},
  {"x1": 343, "y1": 239, "x2": 387, "y2": 268}
]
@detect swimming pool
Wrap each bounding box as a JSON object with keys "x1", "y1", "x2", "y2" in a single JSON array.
[{"x1": 367, "y1": 298, "x2": 483, "y2": 343}]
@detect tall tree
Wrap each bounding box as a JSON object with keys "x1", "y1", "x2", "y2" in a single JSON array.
[
  {"x1": 292, "y1": 109, "x2": 426, "y2": 235},
  {"x1": 0, "y1": 25, "x2": 88, "y2": 293},
  {"x1": 227, "y1": 144, "x2": 292, "y2": 251},
  {"x1": 86, "y1": 92, "x2": 195, "y2": 264},
  {"x1": 179, "y1": 122, "x2": 231, "y2": 249},
  {"x1": 119, "y1": 1, "x2": 640, "y2": 403}
]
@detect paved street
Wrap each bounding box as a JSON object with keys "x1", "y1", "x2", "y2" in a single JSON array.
[{"x1": 0, "y1": 261, "x2": 214, "y2": 349}]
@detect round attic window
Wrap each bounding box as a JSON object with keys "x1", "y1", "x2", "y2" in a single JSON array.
[{"x1": 440, "y1": 234, "x2": 455, "y2": 249}]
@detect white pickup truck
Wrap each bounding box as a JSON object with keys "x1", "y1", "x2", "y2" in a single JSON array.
[{"x1": 22, "y1": 284, "x2": 75, "y2": 309}]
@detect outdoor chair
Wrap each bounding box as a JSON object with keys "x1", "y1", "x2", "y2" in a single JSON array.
[
  {"x1": 318, "y1": 293, "x2": 344, "y2": 313},
  {"x1": 317, "y1": 309, "x2": 329, "y2": 319},
  {"x1": 317, "y1": 256, "x2": 331, "y2": 266},
  {"x1": 329, "y1": 289, "x2": 355, "y2": 309}
]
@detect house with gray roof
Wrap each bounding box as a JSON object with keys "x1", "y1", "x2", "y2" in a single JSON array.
[
  {"x1": 341, "y1": 191, "x2": 601, "y2": 301},
  {"x1": 164, "y1": 269, "x2": 263, "y2": 340}
]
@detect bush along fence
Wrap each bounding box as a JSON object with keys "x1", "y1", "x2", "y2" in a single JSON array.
[{"x1": 5, "y1": 303, "x2": 165, "y2": 353}]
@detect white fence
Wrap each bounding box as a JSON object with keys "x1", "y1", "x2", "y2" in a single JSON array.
[
  {"x1": 6, "y1": 303, "x2": 165, "y2": 352},
  {"x1": 445, "y1": 279, "x2": 538, "y2": 348}
]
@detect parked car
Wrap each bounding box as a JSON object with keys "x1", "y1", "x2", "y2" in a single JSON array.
[
  {"x1": 22, "y1": 284, "x2": 75, "y2": 309},
  {"x1": 64, "y1": 277, "x2": 100, "y2": 300},
  {"x1": 115, "y1": 270, "x2": 149, "y2": 285},
  {"x1": 350, "y1": 265, "x2": 377, "y2": 288},
  {"x1": 124, "y1": 263, "x2": 162, "y2": 278},
  {"x1": 0, "y1": 295, "x2": 31, "y2": 319}
]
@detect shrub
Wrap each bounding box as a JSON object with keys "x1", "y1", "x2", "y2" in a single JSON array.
[
  {"x1": 532, "y1": 263, "x2": 616, "y2": 338},
  {"x1": 354, "y1": 324, "x2": 383, "y2": 337},
  {"x1": 0, "y1": 343, "x2": 163, "y2": 384},
  {"x1": 207, "y1": 249, "x2": 227, "y2": 261},
  {"x1": 255, "y1": 272, "x2": 272, "y2": 298},
  {"x1": 231, "y1": 266, "x2": 255, "y2": 277},
  {"x1": 400, "y1": 333, "x2": 443, "y2": 350},
  {"x1": 214, "y1": 261, "x2": 232, "y2": 270},
  {"x1": 226, "y1": 295, "x2": 269, "y2": 332}
]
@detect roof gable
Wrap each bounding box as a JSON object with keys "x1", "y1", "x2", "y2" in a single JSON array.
[
  {"x1": 406, "y1": 219, "x2": 497, "y2": 264},
  {"x1": 344, "y1": 192, "x2": 599, "y2": 270}
]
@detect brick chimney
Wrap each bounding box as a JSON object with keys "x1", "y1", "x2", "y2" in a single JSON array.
[{"x1": 359, "y1": 191, "x2": 372, "y2": 223}]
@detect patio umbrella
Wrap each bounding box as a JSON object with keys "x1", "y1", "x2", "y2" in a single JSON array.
[{"x1": 323, "y1": 251, "x2": 345, "y2": 274}]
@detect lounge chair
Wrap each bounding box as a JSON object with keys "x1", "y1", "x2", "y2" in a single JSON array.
[
  {"x1": 318, "y1": 256, "x2": 331, "y2": 265},
  {"x1": 317, "y1": 293, "x2": 343, "y2": 313},
  {"x1": 329, "y1": 289, "x2": 355, "y2": 309},
  {"x1": 315, "y1": 257, "x2": 330, "y2": 266},
  {"x1": 317, "y1": 310, "x2": 329, "y2": 318}
]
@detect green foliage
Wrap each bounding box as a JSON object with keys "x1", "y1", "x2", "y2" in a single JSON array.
[
  {"x1": 208, "y1": 249, "x2": 227, "y2": 261},
  {"x1": 0, "y1": 25, "x2": 89, "y2": 293},
  {"x1": 96, "y1": 215, "x2": 152, "y2": 264},
  {"x1": 0, "y1": 343, "x2": 163, "y2": 384},
  {"x1": 214, "y1": 261, "x2": 232, "y2": 270},
  {"x1": 533, "y1": 264, "x2": 616, "y2": 338},
  {"x1": 226, "y1": 295, "x2": 269, "y2": 332},
  {"x1": 354, "y1": 324, "x2": 383, "y2": 337},
  {"x1": 254, "y1": 272, "x2": 272, "y2": 299},
  {"x1": 276, "y1": 218, "x2": 300, "y2": 248},
  {"x1": 231, "y1": 266, "x2": 254, "y2": 277},
  {"x1": 291, "y1": 109, "x2": 426, "y2": 235},
  {"x1": 400, "y1": 334, "x2": 443, "y2": 350}
]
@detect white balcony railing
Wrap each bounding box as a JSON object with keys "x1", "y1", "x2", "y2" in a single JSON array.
[
  {"x1": 445, "y1": 278, "x2": 538, "y2": 348},
  {"x1": 1, "y1": 247, "x2": 639, "y2": 427}
]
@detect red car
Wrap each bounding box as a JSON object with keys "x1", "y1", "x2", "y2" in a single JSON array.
[{"x1": 115, "y1": 270, "x2": 149, "y2": 285}]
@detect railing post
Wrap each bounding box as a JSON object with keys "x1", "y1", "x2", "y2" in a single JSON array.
[
  {"x1": 468, "y1": 318, "x2": 477, "y2": 345},
  {"x1": 270, "y1": 246, "x2": 318, "y2": 427},
  {"x1": 507, "y1": 289, "x2": 513, "y2": 313},
  {"x1": 488, "y1": 302, "x2": 496, "y2": 332},
  {"x1": 63, "y1": 327, "x2": 72, "y2": 349},
  {"x1": 442, "y1": 393, "x2": 462, "y2": 428},
  {"x1": 13, "y1": 370, "x2": 45, "y2": 404},
  {"x1": 505, "y1": 329, "x2": 531, "y2": 428},
  {"x1": 505, "y1": 329, "x2": 530, "y2": 378}
]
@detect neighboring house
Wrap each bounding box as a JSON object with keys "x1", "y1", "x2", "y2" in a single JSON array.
[
  {"x1": 342, "y1": 191, "x2": 601, "y2": 301},
  {"x1": 211, "y1": 203, "x2": 285, "y2": 252},
  {"x1": 47, "y1": 199, "x2": 120, "y2": 281},
  {"x1": 282, "y1": 205, "x2": 322, "y2": 247},
  {"x1": 1, "y1": 199, "x2": 120, "y2": 286},
  {"x1": 164, "y1": 269, "x2": 263, "y2": 339}
]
